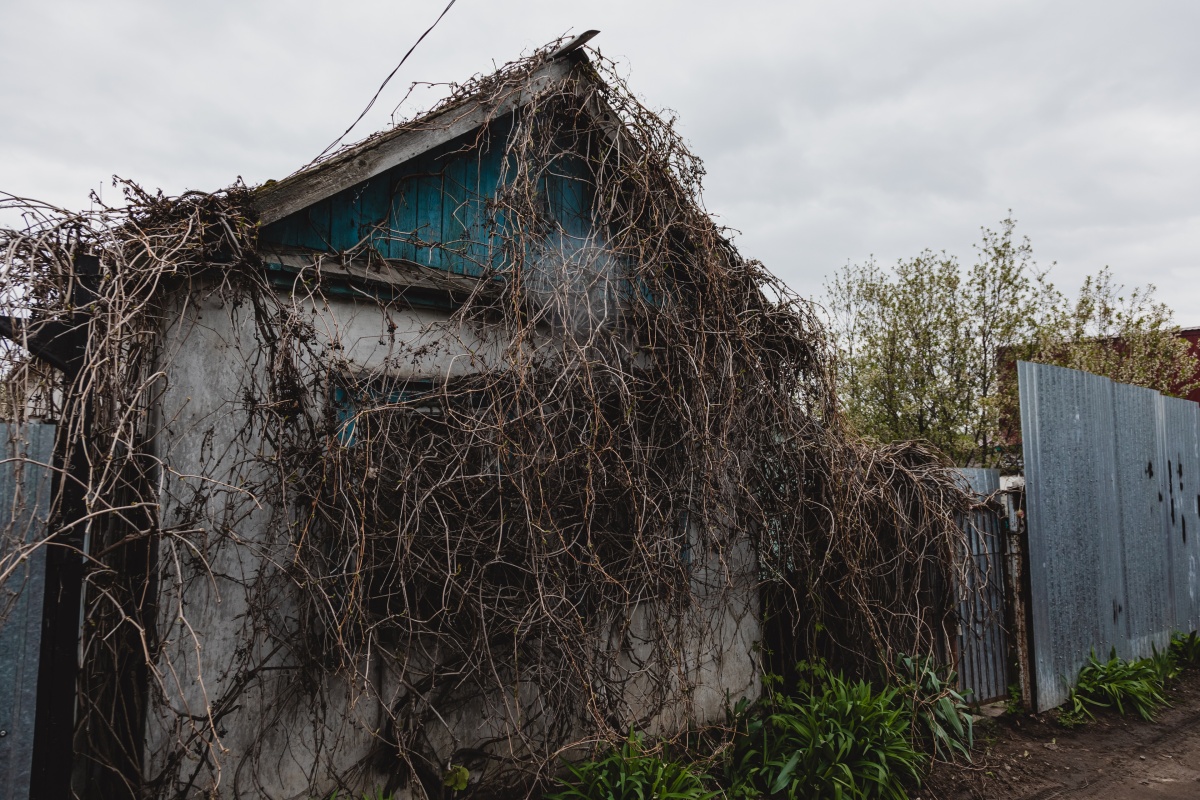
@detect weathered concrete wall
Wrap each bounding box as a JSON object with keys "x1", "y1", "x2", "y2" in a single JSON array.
[{"x1": 142, "y1": 287, "x2": 761, "y2": 798}]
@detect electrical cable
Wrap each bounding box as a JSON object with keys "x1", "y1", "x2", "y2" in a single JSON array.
[{"x1": 306, "y1": 0, "x2": 459, "y2": 168}]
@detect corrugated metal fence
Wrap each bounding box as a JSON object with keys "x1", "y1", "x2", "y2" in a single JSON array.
[
  {"x1": 0, "y1": 422, "x2": 56, "y2": 800},
  {"x1": 1019, "y1": 361, "x2": 1200, "y2": 711},
  {"x1": 954, "y1": 468, "x2": 1011, "y2": 704}
]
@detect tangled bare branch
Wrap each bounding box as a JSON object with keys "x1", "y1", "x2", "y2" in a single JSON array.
[{"x1": 0, "y1": 40, "x2": 971, "y2": 800}]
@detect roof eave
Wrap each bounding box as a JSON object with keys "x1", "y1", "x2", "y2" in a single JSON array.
[{"x1": 252, "y1": 57, "x2": 577, "y2": 227}]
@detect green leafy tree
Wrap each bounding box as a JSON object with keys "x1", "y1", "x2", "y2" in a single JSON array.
[
  {"x1": 1022, "y1": 266, "x2": 1197, "y2": 396},
  {"x1": 827, "y1": 252, "x2": 973, "y2": 458},
  {"x1": 826, "y1": 217, "x2": 1199, "y2": 467}
]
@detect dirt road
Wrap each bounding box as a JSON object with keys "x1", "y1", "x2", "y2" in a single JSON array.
[{"x1": 923, "y1": 669, "x2": 1200, "y2": 799}]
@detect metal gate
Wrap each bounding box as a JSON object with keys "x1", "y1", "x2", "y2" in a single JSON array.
[
  {"x1": 954, "y1": 468, "x2": 1011, "y2": 704},
  {"x1": 0, "y1": 422, "x2": 56, "y2": 800}
]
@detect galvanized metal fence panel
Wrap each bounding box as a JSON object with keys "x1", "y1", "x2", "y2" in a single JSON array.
[
  {"x1": 1160, "y1": 395, "x2": 1200, "y2": 633},
  {"x1": 0, "y1": 422, "x2": 56, "y2": 800},
  {"x1": 1112, "y1": 383, "x2": 1172, "y2": 660},
  {"x1": 953, "y1": 468, "x2": 1010, "y2": 704},
  {"x1": 1019, "y1": 362, "x2": 1200, "y2": 711},
  {"x1": 1019, "y1": 362, "x2": 1124, "y2": 710}
]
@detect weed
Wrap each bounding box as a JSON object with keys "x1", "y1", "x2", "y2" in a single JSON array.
[
  {"x1": 1170, "y1": 631, "x2": 1200, "y2": 667},
  {"x1": 1004, "y1": 683, "x2": 1024, "y2": 716},
  {"x1": 546, "y1": 732, "x2": 718, "y2": 800},
  {"x1": 443, "y1": 765, "x2": 470, "y2": 792},
  {"x1": 895, "y1": 654, "x2": 974, "y2": 762},
  {"x1": 1064, "y1": 649, "x2": 1168, "y2": 724},
  {"x1": 724, "y1": 663, "x2": 926, "y2": 799},
  {"x1": 1055, "y1": 706, "x2": 1088, "y2": 729},
  {"x1": 1150, "y1": 643, "x2": 1181, "y2": 684}
]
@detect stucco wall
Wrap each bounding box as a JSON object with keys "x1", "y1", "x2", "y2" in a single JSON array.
[{"x1": 143, "y1": 286, "x2": 760, "y2": 798}]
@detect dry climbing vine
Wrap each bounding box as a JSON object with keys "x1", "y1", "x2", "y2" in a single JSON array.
[{"x1": 0, "y1": 40, "x2": 972, "y2": 800}]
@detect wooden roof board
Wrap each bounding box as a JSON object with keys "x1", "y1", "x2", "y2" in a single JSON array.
[
  {"x1": 260, "y1": 245, "x2": 494, "y2": 298},
  {"x1": 253, "y1": 58, "x2": 575, "y2": 227},
  {"x1": 258, "y1": 117, "x2": 518, "y2": 276}
]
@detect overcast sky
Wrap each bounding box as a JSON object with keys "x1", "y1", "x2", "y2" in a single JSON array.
[{"x1": 2, "y1": 1, "x2": 1198, "y2": 323}]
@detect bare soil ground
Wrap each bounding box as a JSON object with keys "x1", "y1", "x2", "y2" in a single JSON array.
[{"x1": 922, "y1": 668, "x2": 1200, "y2": 799}]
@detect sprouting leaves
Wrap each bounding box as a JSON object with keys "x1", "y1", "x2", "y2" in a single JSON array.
[{"x1": 825, "y1": 217, "x2": 1198, "y2": 467}]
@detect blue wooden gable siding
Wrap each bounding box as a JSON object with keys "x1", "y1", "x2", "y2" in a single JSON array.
[{"x1": 260, "y1": 121, "x2": 596, "y2": 278}]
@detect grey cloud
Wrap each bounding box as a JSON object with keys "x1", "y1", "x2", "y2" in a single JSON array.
[{"x1": 2, "y1": 0, "x2": 1197, "y2": 322}]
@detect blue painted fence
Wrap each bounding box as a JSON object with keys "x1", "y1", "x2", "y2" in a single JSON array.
[{"x1": 0, "y1": 422, "x2": 56, "y2": 800}]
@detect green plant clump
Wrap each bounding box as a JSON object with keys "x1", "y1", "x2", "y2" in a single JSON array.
[
  {"x1": 1150, "y1": 643, "x2": 1181, "y2": 684},
  {"x1": 895, "y1": 654, "x2": 974, "y2": 762},
  {"x1": 1170, "y1": 631, "x2": 1200, "y2": 667},
  {"x1": 1064, "y1": 649, "x2": 1168, "y2": 724},
  {"x1": 724, "y1": 666, "x2": 926, "y2": 800},
  {"x1": 546, "y1": 733, "x2": 719, "y2": 800},
  {"x1": 1004, "y1": 683, "x2": 1024, "y2": 716}
]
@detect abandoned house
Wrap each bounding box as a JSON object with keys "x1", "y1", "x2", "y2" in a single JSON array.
[{"x1": 0, "y1": 34, "x2": 967, "y2": 800}]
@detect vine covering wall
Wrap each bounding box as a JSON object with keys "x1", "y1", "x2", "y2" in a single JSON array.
[{"x1": 0, "y1": 40, "x2": 971, "y2": 799}]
